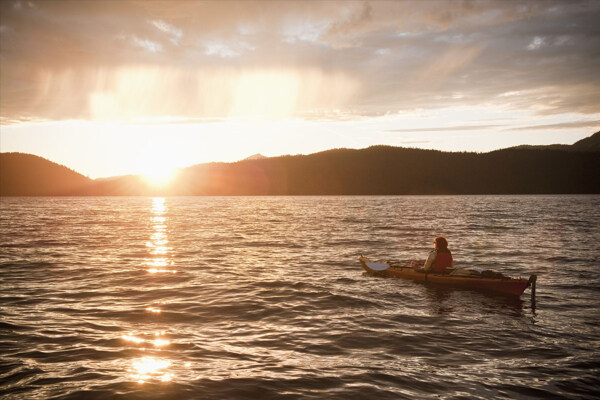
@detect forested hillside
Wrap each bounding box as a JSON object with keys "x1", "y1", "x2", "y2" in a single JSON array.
[{"x1": 1, "y1": 132, "x2": 599, "y2": 195}]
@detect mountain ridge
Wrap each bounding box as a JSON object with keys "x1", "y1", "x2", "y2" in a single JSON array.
[
  {"x1": 1, "y1": 132, "x2": 599, "y2": 196},
  {"x1": 0, "y1": 153, "x2": 93, "y2": 196},
  {"x1": 508, "y1": 130, "x2": 600, "y2": 151}
]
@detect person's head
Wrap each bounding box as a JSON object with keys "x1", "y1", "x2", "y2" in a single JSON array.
[{"x1": 434, "y1": 236, "x2": 448, "y2": 251}]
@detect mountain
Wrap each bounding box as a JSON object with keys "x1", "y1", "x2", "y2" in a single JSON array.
[
  {"x1": 1, "y1": 132, "x2": 599, "y2": 195},
  {"x1": 510, "y1": 131, "x2": 600, "y2": 151},
  {"x1": 0, "y1": 153, "x2": 93, "y2": 196},
  {"x1": 172, "y1": 145, "x2": 599, "y2": 195},
  {"x1": 510, "y1": 144, "x2": 571, "y2": 151},
  {"x1": 571, "y1": 130, "x2": 600, "y2": 151},
  {"x1": 243, "y1": 153, "x2": 267, "y2": 160}
]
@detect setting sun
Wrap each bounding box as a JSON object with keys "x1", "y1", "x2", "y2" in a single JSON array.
[
  {"x1": 142, "y1": 165, "x2": 178, "y2": 187},
  {"x1": 137, "y1": 141, "x2": 181, "y2": 186}
]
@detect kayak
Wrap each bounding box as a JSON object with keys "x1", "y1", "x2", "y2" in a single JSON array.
[{"x1": 359, "y1": 256, "x2": 536, "y2": 297}]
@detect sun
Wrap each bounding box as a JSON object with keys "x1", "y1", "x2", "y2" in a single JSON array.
[
  {"x1": 142, "y1": 164, "x2": 178, "y2": 187},
  {"x1": 137, "y1": 143, "x2": 180, "y2": 187}
]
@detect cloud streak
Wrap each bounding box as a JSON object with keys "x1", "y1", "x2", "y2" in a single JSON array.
[
  {"x1": 508, "y1": 120, "x2": 600, "y2": 131},
  {"x1": 387, "y1": 125, "x2": 500, "y2": 133}
]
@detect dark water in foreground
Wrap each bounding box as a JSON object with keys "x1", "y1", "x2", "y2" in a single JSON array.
[{"x1": 1, "y1": 196, "x2": 599, "y2": 399}]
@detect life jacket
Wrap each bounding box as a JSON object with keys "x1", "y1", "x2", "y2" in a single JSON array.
[{"x1": 432, "y1": 251, "x2": 453, "y2": 273}]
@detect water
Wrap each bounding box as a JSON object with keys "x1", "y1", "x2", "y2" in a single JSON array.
[{"x1": 1, "y1": 196, "x2": 599, "y2": 399}]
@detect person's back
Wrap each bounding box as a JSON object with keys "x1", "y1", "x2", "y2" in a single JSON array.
[{"x1": 423, "y1": 236, "x2": 453, "y2": 273}]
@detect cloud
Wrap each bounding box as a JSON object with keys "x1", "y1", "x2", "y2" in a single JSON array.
[
  {"x1": 203, "y1": 40, "x2": 254, "y2": 58},
  {"x1": 508, "y1": 120, "x2": 600, "y2": 131},
  {"x1": 283, "y1": 19, "x2": 328, "y2": 43},
  {"x1": 151, "y1": 20, "x2": 183, "y2": 45},
  {"x1": 131, "y1": 36, "x2": 163, "y2": 53},
  {"x1": 3, "y1": 65, "x2": 358, "y2": 122},
  {"x1": 204, "y1": 42, "x2": 240, "y2": 58},
  {"x1": 387, "y1": 125, "x2": 500, "y2": 133},
  {"x1": 415, "y1": 44, "x2": 487, "y2": 87},
  {"x1": 1, "y1": 0, "x2": 600, "y2": 123},
  {"x1": 527, "y1": 36, "x2": 546, "y2": 50}
]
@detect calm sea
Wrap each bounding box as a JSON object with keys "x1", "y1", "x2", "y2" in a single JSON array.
[{"x1": 1, "y1": 196, "x2": 599, "y2": 399}]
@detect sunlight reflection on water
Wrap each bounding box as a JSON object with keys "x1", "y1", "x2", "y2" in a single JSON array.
[
  {"x1": 145, "y1": 198, "x2": 175, "y2": 273},
  {"x1": 123, "y1": 197, "x2": 176, "y2": 384},
  {"x1": 122, "y1": 334, "x2": 144, "y2": 344},
  {"x1": 129, "y1": 357, "x2": 172, "y2": 383}
]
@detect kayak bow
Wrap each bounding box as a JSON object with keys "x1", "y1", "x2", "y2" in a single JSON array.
[{"x1": 359, "y1": 256, "x2": 536, "y2": 297}]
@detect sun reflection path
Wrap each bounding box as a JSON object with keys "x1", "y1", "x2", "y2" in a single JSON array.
[
  {"x1": 145, "y1": 198, "x2": 176, "y2": 274},
  {"x1": 121, "y1": 197, "x2": 184, "y2": 384}
]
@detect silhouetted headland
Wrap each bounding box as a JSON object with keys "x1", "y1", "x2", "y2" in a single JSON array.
[
  {"x1": 0, "y1": 153, "x2": 93, "y2": 196},
  {"x1": 1, "y1": 131, "x2": 599, "y2": 196}
]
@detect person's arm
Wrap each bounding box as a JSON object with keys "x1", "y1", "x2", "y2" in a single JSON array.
[{"x1": 423, "y1": 250, "x2": 437, "y2": 272}]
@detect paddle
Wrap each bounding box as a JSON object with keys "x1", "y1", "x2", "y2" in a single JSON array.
[{"x1": 365, "y1": 261, "x2": 390, "y2": 271}]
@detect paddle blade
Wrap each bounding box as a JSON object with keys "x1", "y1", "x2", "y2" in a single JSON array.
[{"x1": 366, "y1": 262, "x2": 390, "y2": 271}]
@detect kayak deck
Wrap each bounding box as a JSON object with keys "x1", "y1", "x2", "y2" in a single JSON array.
[{"x1": 359, "y1": 256, "x2": 535, "y2": 297}]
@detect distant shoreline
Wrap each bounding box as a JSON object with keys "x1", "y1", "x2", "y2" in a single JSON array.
[
  {"x1": 2, "y1": 194, "x2": 600, "y2": 198},
  {"x1": 2, "y1": 132, "x2": 599, "y2": 196}
]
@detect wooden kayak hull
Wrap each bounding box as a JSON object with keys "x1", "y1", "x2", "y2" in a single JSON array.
[{"x1": 359, "y1": 256, "x2": 533, "y2": 297}]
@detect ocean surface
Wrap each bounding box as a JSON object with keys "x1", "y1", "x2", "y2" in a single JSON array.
[{"x1": 1, "y1": 196, "x2": 599, "y2": 400}]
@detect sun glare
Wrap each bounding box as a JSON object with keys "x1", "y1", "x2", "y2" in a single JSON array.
[
  {"x1": 137, "y1": 143, "x2": 180, "y2": 187},
  {"x1": 142, "y1": 165, "x2": 177, "y2": 187}
]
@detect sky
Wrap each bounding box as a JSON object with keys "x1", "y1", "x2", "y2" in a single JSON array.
[{"x1": 0, "y1": 0, "x2": 599, "y2": 178}]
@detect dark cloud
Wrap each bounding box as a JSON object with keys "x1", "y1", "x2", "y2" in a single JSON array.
[{"x1": 1, "y1": 0, "x2": 599, "y2": 123}]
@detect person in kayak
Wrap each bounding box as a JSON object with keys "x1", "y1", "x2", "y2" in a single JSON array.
[{"x1": 422, "y1": 236, "x2": 453, "y2": 273}]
